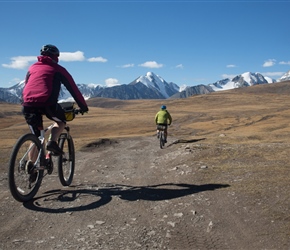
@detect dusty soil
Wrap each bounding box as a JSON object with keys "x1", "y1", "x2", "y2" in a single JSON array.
[
  {"x1": 0, "y1": 82, "x2": 290, "y2": 249},
  {"x1": 0, "y1": 136, "x2": 289, "y2": 250}
]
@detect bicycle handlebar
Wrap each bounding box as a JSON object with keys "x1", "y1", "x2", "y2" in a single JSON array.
[{"x1": 74, "y1": 108, "x2": 86, "y2": 115}]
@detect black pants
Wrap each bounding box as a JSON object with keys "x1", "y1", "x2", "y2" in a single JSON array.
[{"x1": 22, "y1": 104, "x2": 66, "y2": 137}]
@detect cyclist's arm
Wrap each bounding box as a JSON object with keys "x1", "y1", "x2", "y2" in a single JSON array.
[
  {"x1": 168, "y1": 112, "x2": 172, "y2": 125},
  {"x1": 58, "y1": 66, "x2": 89, "y2": 112},
  {"x1": 155, "y1": 113, "x2": 159, "y2": 124}
]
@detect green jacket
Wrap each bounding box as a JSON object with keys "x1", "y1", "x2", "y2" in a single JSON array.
[{"x1": 155, "y1": 109, "x2": 172, "y2": 125}]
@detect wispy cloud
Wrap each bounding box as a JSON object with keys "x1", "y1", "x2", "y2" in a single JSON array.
[
  {"x1": 262, "y1": 72, "x2": 285, "y2": 77},
  {"x1": 119, "y1": 64, "x2": 134, "y2": 68},
  {"x1": 175, "y1": 64, "x2": 183, "y2": 69},
  {"x1": 226, "y1": 64, "x2": 236, "y2": 68},
  {"x1": 279, "y1": 61, "x2": 290, "y2": 65},
  {"x1": 139, "y1": 61, "x2": 163, "y2": 68},
  {"x1": 87, "y1": 56, "x2": 107, "y2": 63},
  {"x1": 105, "y1": 78, "x2": 120, "y2": 87},
  {"x1": 2, "y1": 56, "x2": 36, "y2": 69},
  {"x1": 263, "y1": 59, "x2": 276, "y2": 67},
  {"x1": 221, "y1": 74, "x2": 236, "y2": 79}
]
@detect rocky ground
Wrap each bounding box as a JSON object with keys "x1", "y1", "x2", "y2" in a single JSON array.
[
  {"x1": 0, "y1": 134, "x2": 289, "y2": 250},
  {"x1": 1, "y1": 81, "x2": 290, "y2": 249}
]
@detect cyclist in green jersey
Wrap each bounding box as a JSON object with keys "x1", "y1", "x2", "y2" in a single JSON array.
[{"x1": 155, "y1": 105, "x2": 172, "y2": 143}]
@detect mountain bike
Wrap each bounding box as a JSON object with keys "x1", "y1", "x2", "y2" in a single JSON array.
[
  {"x1": 8, "y1": 102, "x2": 82, "y2": 202},
  {"x1": 157, "y1": 125, "x2": 167, "y2": 149}
]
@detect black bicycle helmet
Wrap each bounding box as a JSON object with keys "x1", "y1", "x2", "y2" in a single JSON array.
[
  {"x1": 161, "y1": 105, "x2": 166, "y2": 110},
  {"x1": 40, "y1": 44, "x2": 60, "y2": 57}
]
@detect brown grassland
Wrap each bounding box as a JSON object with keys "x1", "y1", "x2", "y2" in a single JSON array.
[
  {"x1": 2, "y1": 80, "x2": 290, "y2": 154},
  {"x1": 0, "y1": 81, "x2": 290, "y2": 249}
]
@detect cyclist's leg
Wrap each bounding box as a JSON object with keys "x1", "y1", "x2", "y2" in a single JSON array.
[
  {"x1": 22, "y1": 106, "x2": 43, "y2": 162},
  {"x1": 156, "y1": 124, "x2": 160, "y2": 138},
  {"x1": 164, "y1": 125, "x2": 168, "y2": 142},
  {"x1": 45, "y1": 104, "x2": 66, "y2": 155}
]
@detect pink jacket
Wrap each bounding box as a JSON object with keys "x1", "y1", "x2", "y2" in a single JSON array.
[{"x1": 22, "y1": 55, "x2": 88, "y2": 112}]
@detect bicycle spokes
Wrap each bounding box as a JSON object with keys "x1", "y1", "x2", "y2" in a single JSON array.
[{"x1": 8, "y1": 134, "x2": 44, "y2": 202}]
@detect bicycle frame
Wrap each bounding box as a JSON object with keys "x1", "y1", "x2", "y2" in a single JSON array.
[
  {"x1": 31, "y1": 123, "x2": 54, "y2": 171},
  {"x1": 20, "y1": 121, "x2": 70, "y2": 177}
]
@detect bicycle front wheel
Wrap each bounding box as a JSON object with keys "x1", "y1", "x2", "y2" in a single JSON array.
[
  {"x1": 8, "y1": 134, "x2": 44, "y2": 202},
  {"x1": 58, "y1": 134, "x2": 75, "y2": 186}
]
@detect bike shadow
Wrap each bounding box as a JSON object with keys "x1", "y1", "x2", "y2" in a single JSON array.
[{"x1": 23, "y1": 182, "x2": 230, "y2": 213}]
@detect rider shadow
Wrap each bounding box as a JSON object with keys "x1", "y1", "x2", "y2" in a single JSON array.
[{"x1": 23, "y1": 182, "x2": 230, "y2": 213}]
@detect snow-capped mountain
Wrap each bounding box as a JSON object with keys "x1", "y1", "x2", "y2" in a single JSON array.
[
  {"x1": 209, "y1": 72, "x2": 273, "y2": 91},
  {"x1": 0, "y1": 70, "x2": 288, "y2": 104},
  {"x1": 169, "y1": 84, "x2": 214, "y2": 99},
  {"x1": 0, "y1": 80, "x2": 103, "y2": 104},
  {"x1": 59, "y1": 83, "x2": 104, "y2": 102},
  {"x1": 93, "y1": 72, "x2": 179, "y2": 100},
  {"x1": 278, "y1": 70, "x2": 290, "y2": 82},
  {"x1": 0, "y1": 81, "x2": 25, "y2": 103},
  {"x1": 130, "y1": 72, "x2": 180, "y2": 98},
  {"x1": 0, "y1": 72, "x2": 180, "y2": 103}
]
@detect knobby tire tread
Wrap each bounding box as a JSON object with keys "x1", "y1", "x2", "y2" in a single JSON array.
[{"x1": 58, "y1": 135, "x2": 75, "y2": 186}]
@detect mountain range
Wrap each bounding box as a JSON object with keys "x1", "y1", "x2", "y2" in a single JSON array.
[{"x1": 1, "y1": 70, "x2": 290, "y2": 104}]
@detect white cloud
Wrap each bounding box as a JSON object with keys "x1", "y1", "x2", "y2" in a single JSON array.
[
  {"x1": 176, "y1": 64, "x2": 183, "y2": 69},
  {"x1": 119, "y1": 63, "x2": 134, "y2": 68},
  {"x1": 2, "y1": 50, "x2": 108, "y2": 70},
  {"x1": 87, "y1": 56, "x2": 107, "y2": 63},
  {"x1": 222, "y1": 74, "x2": 236, "y2": 79},
  {"x1": 139, "y1": 61, "x2": 163, "y2": 68},
  {"x1": 105, "y1": 78, "x2": 120, "y2": 87},
  {"x1": 279, "y1": 61, "x2": 290, "y2": 65},
  {"x1": 226, "y1": 64, "x2": 236, "y2": 68},
  {"x1": 60, "y1": 51, "x2": 85, "y2": 61},
  {"x1": 263, "y1": 59, "x2": 276, "y2": 67},
  {"x1": 2, "y1": 56, "x2": 36, "y2": 69}
]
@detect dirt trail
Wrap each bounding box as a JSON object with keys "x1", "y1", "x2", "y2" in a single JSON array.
[{"x1": 0, "y1": 135, "x2": 289, "y2": 250}]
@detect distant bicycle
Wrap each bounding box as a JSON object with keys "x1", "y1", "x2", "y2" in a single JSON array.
[
  {"x1": 8, "y1": 102, "x2": 83, "y2": 202},
  {"x1": 157, "y1": 125, "x2": 167, "y2": 149}
]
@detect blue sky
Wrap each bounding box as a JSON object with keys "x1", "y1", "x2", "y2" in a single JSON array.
[{"x1": 1, "y1": 0, "x2": 290, "y2": 88}]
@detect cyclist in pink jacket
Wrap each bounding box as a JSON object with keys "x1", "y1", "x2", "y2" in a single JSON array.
[{"x1": 22, "y1": 44, "x2": 89, "y2": 155}]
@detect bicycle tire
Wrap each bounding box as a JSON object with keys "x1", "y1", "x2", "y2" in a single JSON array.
[
  {"x1": 160, "y1": 132, "x2": 165, "y2": 149},
  {"x1": 8, "y1": 133, "x2": 44, "y2": 202},
  {"x1": 58, "y1": 134, "x2": 75, "y2": 186}
]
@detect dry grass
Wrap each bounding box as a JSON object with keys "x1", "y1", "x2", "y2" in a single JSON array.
[{"x1": 1, "y1": 81, "x2": 290, "y2": 161}]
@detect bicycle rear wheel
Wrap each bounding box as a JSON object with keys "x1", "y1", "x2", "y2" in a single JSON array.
[
  {"x1": 160, "y1": 132, "x2": 165, "y2": 149},
  {"x1": 58, "y1": 134, "x2": 75, "y2": 186},
  {"x1": 8, "y1": 134, "x2": 44, "y2": 202}
]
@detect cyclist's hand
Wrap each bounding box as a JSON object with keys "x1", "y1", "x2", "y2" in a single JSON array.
[{"x1": 81, "y1": 106, "x2": 89, "y2": 114}]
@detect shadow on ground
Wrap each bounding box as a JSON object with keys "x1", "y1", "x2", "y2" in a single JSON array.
[{"x1": 23, "y1": 182, "x2": 230, "y2": 213}]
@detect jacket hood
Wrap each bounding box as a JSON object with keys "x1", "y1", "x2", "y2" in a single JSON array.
[{"x1": 37, "y1": 55, "x2": 59, "y2": 64}]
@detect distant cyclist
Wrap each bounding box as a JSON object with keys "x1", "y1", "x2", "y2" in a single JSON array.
[
  {"x1": 22, "y1": 44, "x2": 89, "y2": 156},
  {"x1": 155, "y1": 105, "x2": 172, "y2": 143}
]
